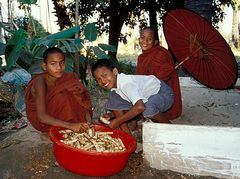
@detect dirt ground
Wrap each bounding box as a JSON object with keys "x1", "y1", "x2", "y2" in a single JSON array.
[
  {"x1": 1, "y1": 124, "x2": 218, "y2": 179},
  {"x1": 0, "y1": 77, "x2": 239, "y2": 179}
]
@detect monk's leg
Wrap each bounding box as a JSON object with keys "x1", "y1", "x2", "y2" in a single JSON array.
[
  {"x1": 47, "y1": 92, "x2": 77, "y2": 121},
  {"x1": 147, "y1": 112, "x2": 172, "y2": 123}
]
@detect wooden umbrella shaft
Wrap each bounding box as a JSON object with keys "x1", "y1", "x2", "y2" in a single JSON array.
[
  {"x1": 175, "y1": 56, "x2": 190, "y2": 69},
  {"x1": 174, "y1": 45, "x2": 202, "y2": 70}
]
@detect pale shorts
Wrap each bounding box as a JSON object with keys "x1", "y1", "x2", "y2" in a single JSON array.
[{"x1": 106, "y1": 81, "x2": 174, "y2": 117}]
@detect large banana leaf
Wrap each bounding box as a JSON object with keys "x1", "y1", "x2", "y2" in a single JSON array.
[
  {"x1": 84, "y1": 23, "x2": 97, "y2": 42},
  {"x1": 5, "y1": 29, "x2": 28, "y2": 70},
  {"x1": 17, "y1": 0, "x2": 38, "y2": 5},
  {"x1": 79, "y1": 55, "x2": 86, "y2": 63},
  {"x1": 37, "y1": 26, "x2": 80, "y2": 46},
  {"x1": 46, "y1": 26, "x2": 80, "y2": 40},
  {"x1": 0, "y1": 42, "x2": 6, "y2": 55},
  {"x1": 31, "y1": 43, "x2": 47, "y2": 58},
  {"x1": 35, "y1": 38, "x2": 56, "y2": 47},
  {"x1": 16, "y1": 38, "x2": 47, "y2": 72},
  {"x1": 98, "y1": 43, "x2": 116, "y2": 52},
  {"x1": 59, "y1": 39, "x2": 84, "y2": 53},
  {"x1": 91, "y1": 46, "x2": 109, "y2": 59},
  {"x1": 6, "y1": 28, "x2": 27, "y2": 45},
  {"x1": 64, "y1": 54, "x2": 74, "y2": 72}
]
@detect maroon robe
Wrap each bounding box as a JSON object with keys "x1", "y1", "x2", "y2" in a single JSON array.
[
  {"x1": 25, "y1": 72, "x2": 92, "y2": 132},
  {"x1": 137, "y1": 46, "x2": 182, "y2": 119}
]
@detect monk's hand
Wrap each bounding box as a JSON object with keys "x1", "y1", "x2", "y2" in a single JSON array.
[{"x1": 71, "y1": 123, "x2": 89, "y2": 133}]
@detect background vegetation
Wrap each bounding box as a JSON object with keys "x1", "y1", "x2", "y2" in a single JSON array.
[
  {"x1": 0, "y1": 0, "x2": 239, "y2": 126},
  {"x1": 0, "y1": 0, "x2": 239, "y2": 81}
]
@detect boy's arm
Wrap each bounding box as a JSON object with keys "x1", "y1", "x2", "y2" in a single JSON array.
[
  {"x1": 108, "y1": 100, "x2": 145, "y2": 129},
  {"x1": 33, "y1": 78, "x2": 88, "y2": 132}
]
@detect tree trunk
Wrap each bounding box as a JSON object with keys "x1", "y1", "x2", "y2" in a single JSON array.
[
  {"x1": 148, "y1": 0, "x2": 158, "y2": 42},
  {"x1": 51, "y1": 0, "x2": 72, "y2": 30},
  {"x1": 74, "y1": 0, "x2": 80, "y2": 78},
  {"x1": 184, "y1": 0, "x2": 213, "y2": 23},
  {"x1": 149, "y1": 0, "x2": 158, "y2": 30},
  {"x1": 108, "y1": 0, "x2": 128, "y2": 60},
  {"x1": 232, "y1": 5, "x2": 239, "y2": 49}
]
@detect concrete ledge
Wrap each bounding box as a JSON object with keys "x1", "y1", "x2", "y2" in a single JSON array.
[
  {"x1": 143, "y1": 123, "x2": 240, "y2": 179},
  {"x1": 179, "y1": 77, "x2": 240, "y2": 88}
]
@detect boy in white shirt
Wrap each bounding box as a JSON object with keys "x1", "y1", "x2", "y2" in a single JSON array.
[{"x1": 92, "y1": 58, "x2": 174, "y2": 134}]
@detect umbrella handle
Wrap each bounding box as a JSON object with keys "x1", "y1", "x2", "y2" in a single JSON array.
[
  {"x1": 174, "y1": 45, "x2": 202, "y2": 70},
  {"x1": 175, "y1": 37, "x2": 204, "y2": 70},
  {"x1": 175, "y1": 56, "x2": 190, "y2": 70}
]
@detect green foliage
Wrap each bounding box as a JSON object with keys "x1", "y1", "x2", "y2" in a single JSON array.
[
  {"x1": 118, "y1": 60, "x2": 136, "y2": 74},
  {"x1": 5, "y1": 29, "x2": 28, "y2": 71},
  {"x1": 14, "y1": 16, "x2": 50, "y2": 37},
  {"x1": 1, "y1": 26, "x2": 83, "y2": 73},
  {"x1": 81, "y1": 23, "x2": 116, "y2": 62},
  {"x1": 46, "y1": 26, "x2": 80, "y2": 41},
  {"x1": 60, "y1": 39, "x2": 84, "y2": 53},
  {"x1": 78, "y1": 23, "x2": 117, "y2": 82},
  {"x1": 91, "y1": 46, "x2": 109, "y2": 59},
  {"x1": 98, "y1": 43, "x2": 116, "y2": 52},
  {"x1": 1, "y1": 22, "x2": 117, "y2": 82},
  {"x1": 55, "y1": 0, "x2": 235, "y2": 55},
  {"x1": 17, "y1": 0, "x2": 37, "y2": 5},
  {"x1": 0, "y1": 42, "x2": 6, "y2": 55},
  {"x1": 84, "y1": 23, "x2": 97, "y2": 41}
]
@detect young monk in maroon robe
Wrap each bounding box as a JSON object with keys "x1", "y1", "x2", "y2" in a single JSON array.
[
  {"x1": 25, "y1": 47, "x2": 92, "y2": 132},
  {"x1": 136, "y1": 27, "x2": 182, "y2": 122}
]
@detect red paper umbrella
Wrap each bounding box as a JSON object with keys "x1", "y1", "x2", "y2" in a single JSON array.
[{"x1": 163, "y1": 8, "x2": 238, "y2": 89}]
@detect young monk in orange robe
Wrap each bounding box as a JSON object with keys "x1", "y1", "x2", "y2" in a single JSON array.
[
  {"x1": 25, "y1": 47, "x2": 92, "y2": 132},
  {"x1": 136, "y1": 27, "x2": 182, "y2": 122}
]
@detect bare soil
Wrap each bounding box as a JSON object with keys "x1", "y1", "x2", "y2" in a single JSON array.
[
  {"x1": 0, "y1": 101, "x2": 218, "y2": 178},
  {"x1": 1, "y1": 80, "x2": 238, "y2": 178}
]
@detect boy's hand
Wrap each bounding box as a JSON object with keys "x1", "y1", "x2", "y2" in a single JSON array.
[
  {"x1": 70, "y1": 123, "x2": 89, "y2": 133},
  {"x1": 99, "y1": 113, "x2": 111, "y2": 124},
  {"x1": 101, "y1": 113, "x2": 111, "y2": 120},
  {"x1": 99, "y1": 116, "x2": 110, "y2": 125},
  {"x1": 108, "y1": 118, "x2": 120, "y2": 129}
]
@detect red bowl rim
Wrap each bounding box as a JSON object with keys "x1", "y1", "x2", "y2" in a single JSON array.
[{"x1": 49, "y1": 125, "x2": 137, "y2": 156}]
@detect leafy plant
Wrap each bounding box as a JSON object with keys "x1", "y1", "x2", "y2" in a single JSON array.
[
  {"x1": 118, "y1": 60, "x2": 136, "y2": 74},
  {"x1": 73, "y1": 22, "x2": 116, "y2": 82},
  {"x1": 14, "y1": 16, "x2": 50, "y2": 37},
  {"x1": 0, "y1": 22, "x2": 116, "y2": 82}
]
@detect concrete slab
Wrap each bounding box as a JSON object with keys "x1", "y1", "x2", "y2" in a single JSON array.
[
  {"x1": 143, "y1": 123, "x2": 240, "y2": 179},
  {"x1": 173, "y1": 77, "x2": 240, "y2": 127},
  {"x1": 142, "y1": 77, "x2": 240, "y2": 178}
]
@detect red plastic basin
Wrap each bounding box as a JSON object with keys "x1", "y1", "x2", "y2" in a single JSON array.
[{"x1": 49, "y1": 124, "x2": 137, "y2": 176}]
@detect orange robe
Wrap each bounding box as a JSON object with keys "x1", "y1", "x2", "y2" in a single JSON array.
[
  {"x1": 136, "y1": 46, "x2": 182, "y2": 119},
  {"x1": 25, "y1": 72, "x2": 92, "y2": 132}
]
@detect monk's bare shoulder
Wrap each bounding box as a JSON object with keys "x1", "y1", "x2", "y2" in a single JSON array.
[{"x1": 31, "y1": 76, "x2": 46, "y2": 98}]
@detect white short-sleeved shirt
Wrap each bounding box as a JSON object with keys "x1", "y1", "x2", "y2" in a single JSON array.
[{"x1": 111, "y1": 73, "x2": 161, "y2": 104}]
